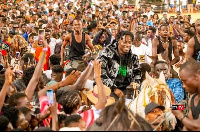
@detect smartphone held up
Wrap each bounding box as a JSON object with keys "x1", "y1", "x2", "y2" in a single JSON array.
[
  {"x1": 38, "y1": 29, "x2": 45, "y2": 46},
  {"x1": 47, "y1": 90, "x2": 54, "y2": 105}
]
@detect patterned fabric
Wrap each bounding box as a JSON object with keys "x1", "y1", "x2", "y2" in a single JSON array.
[
  {"x1": 166, "y1": 78, "x2": 185, "y2": 103},
  {"x1": 97, "y1": 41, "x2": 141, "y2": 89},
  {"x1": 80, "y1": 105, "x2": 101, "y2": 128},
  {"x1": 80, "y1": 109, "x2": 94, "y2": 128},
  {"x1": 39, "y1": 96, "x2": 62, "y2": 126}
]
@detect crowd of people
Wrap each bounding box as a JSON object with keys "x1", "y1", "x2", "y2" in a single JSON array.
[{"x1": 0, "y1": 0, "x2": 199, "y2": 131}]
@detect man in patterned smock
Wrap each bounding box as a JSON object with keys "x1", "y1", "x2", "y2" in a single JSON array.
[{"x1": 97, "y1": 31, "x2": 141, "y2": 99}]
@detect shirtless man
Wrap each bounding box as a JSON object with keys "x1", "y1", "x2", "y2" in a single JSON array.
[
  {"x1": 60, "y1": 17, "x2": 94, "y2": 70},
  {"x1": 152, "y1": 24, "x2": 180, "y2": 66},
  {"x1": 152, "y1": 24, "x2": 180, "y2": 78},
  {"x1": 172, "y1": 59, "x2": 200, "y2": 131},
  {"x1": 187, "y1": 19, "x2": 200, "y2": 62}
]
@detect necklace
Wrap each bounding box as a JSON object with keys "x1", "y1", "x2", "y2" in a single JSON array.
[{"x1": 160, "y1": 37, "x2": 169, "y2": 44}]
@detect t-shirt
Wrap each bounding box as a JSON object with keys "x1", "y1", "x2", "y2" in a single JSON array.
[
  {"x1": 131, "y1": 44, "x2": 152, "y2": 64},
  {"x1": 80, "y1": 105, "x2": 101, "y2": 128},
  {"x1": 49, "y1": 38, "x2": 57, "y2": 56},
  {"x1": 35, "y1": 46, "x2": 51, "y2": 71}
]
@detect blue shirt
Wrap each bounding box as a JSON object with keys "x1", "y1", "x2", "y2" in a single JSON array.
[
  {"x1": 166, "y1": 78, "x2": 185, "y2": 103},
  {"x1": 22, "y1": 32, "x2": 28, "y2": 42}
]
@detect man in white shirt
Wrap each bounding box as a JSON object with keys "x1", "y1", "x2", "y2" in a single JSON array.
[
  {"x1": 49, "y1": 32, "x2": 58, "y2": 56},
  {"x1": 143, "y1": 6, "x2": 154, "y2": 19},
  {"x1": 131, "y1": 32, "x2": 152, "y2": 64}
]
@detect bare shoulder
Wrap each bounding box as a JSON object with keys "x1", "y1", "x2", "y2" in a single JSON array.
[
  {"x1": 65, "y1": 33, "x2": 72, "y2": 40},
  {"x1": 85, "y1": 33, "x2": 91, "y2": 41},
  {"x1": 188, "y1": 37, "x2": 195, "y2": 47},
  {"x1": 152, "y1": 37, "x2": 159, "y2": 45},
  {"x1": 188, "y1": 93, "x2": 196, "y2": 108}
]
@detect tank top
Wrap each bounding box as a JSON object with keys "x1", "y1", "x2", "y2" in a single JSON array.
[
  {"x1": 157, "y1": 36, "x2": 173, "y2": 61},
  {"x1": 69, "y1": 31, "x2": 86, "y2": 61},
  {"x1": 190, "y1": 93, "x2": 200, "y2": 120},
  {"x1": 192, "y1": 35, "x2": 200, "y2": 62}
]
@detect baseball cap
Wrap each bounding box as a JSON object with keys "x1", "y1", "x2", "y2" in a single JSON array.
[{"x1": 145, "y1": 102, "x2": 165, "y2": 115}]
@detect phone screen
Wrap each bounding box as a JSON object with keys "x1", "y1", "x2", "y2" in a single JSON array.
[
  {"x1": 16, "y1": 51, "x2": 20, "y2": 60},
  {"x1": 34, "y1": 36, "x2": 38, "y2": 43},
  {"x1": 47, "y1": 90, "x2": 54, "y2": 105},
  {"x1": 38, "y1": 29, "x2": 45, "y2": 46}
]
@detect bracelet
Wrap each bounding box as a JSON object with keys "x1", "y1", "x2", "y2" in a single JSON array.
[
  {"x1": 43, "y1": 48, "x2": 48, "y2": 51},
  {"x1": 180, "y1": 115, "x2": 187, "y2": 123}
]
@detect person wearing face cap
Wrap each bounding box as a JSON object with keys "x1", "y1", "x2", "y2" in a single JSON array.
[{"x1": 145, "y1": 102, "x2": 166, "y2": 131}]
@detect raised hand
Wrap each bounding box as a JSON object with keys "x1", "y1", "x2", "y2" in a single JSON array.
[
  {"x1": 63, "y1": 70, "x2": 81, "y2": 86},
  {"x1": 92, "y1": 60, "x2": 102, "y2": 79},
  {"x1": 5, "y1": 67, "x2": 14, "y2": 84},
  {"x1": 49, "y1": 93, "x2": 57, "y2": 115},
  {"x1": 43, "y1": 39, "x2": 48, "y2": 48}
]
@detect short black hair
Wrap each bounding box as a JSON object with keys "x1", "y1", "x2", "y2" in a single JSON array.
[
  {"x1": 22, "y1": 66, "x2": 35, "y2": 86},
  {"x1": 21, "y1": 53, "x2": 35, "y2": 66},
  {"x1": 158, "y1": 24, "x2": 168, "y2": 31},
  {"x1": 134, "y1": 31, "x2": 143, "y2": 41},
  {"x1": 65, "y1": 68, "x2": 77, "y2": 77},
  {"x1": 45, "y1": 29, "x2": 51, "y2": 33},
  {"x1": 154, "y1": 61, "x2": 168, "y2": 68},
  {"x1": 3, "y1": 107, "x2": 19, "y2": 128},
  {"x1": 8, "y1": 93, "x2": 27, "y2": 107},
  {"x1": 38, "y1": 20, "x2": 43, "y2": 23},
  {"x1": 113, "y1": 5, "x2": 118, "y2": 10},
  {"x1": 140, "y1": 63, "x2": 151, "y2": 73},
  {"x1": 143, "y1": 15, "x2": 148, "y2": 19},
  {"x1": 65, "y1": 115, "x2": 82, "y2": 127},
  {"x1": 28, "y1": 33, "x2": 37, "y2": 39},
  {"x1": 0, "y1": 115, "x2": 10, "y2": 131},
  {"x1": 116, "y1": 31, "x2": 134, "y2": 41},
  {"x1": 180, "y1": 58, "x2": 200, "y2": 75},
  {"x1": 49, "y1": 54, "x2": 61, "y2": 66},
  {"x1": 49, "y1": 9, "x2": 53, "y2": 13},
  {"x1": 52, "y1": 65, "x2": 64, "y2": 74},
  {"x1": 73, "y1": 17, "x2": 82, "y2": 22},
  {"x1": 50, "y1": 114, "x2": 67, "y2": 128},
  {"x1": 33, "y1": 127, "x2": 53, "y2": 131},
  {"x1": 18, "y1": 106, "x2": 31, "y2": 116},
  {"x1": 148, "y1": 27, "x2": 156, "y2": 34},
  {"x1": 185, "y1": 30, "x2": 195, "y2": 38}
]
